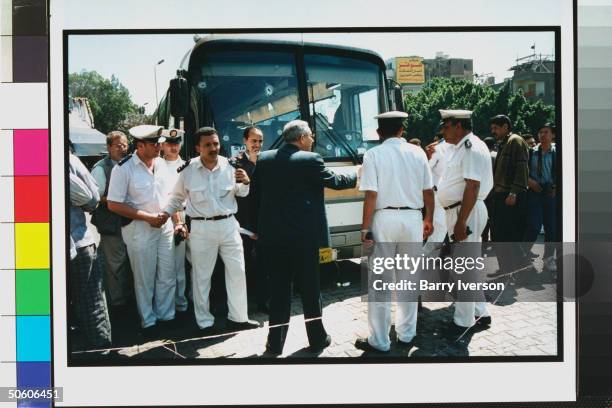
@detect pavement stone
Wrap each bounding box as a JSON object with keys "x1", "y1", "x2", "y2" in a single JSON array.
[{"x1": 71, "y1": 243, "x2": 560, "y2": 362}]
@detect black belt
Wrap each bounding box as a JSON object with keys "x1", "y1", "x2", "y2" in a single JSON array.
[
  {"x1": 190, "y1": 214, "x2": 234, "y2": 221},
  {"x1": 383, "y1": 206, "x2": 422, "y2": 210},
  {"x1": 443, "y1": 201, "x2": 462, "y2": 210}
]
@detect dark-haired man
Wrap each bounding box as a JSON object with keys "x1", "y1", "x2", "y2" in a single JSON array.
[
  {"x1": 437, "y1": 109, "x2": 494, "y2": 333},
  {"x1": 525, "y1": 123, "x2": 558, "y2": 271},
  {"x1": 163, "y1": 127, "x2": 259, "y2": 333},
  {"x1": 523, "y1": 134, "x2": 537, "y2": 149},
  {"x1": 107, "y1": 125, "x2": 176, "y2": 338},
  {"x1": 354, "y1": 111, "x2": 434, "y2": 353},
  {"x1": 161, "y1": 129, "x2": 189, "y2": 315},
  {"x1": 490, "y1": 114, "x2": 529, "y2": 273},
  {"x1": 234, "y1": 126, "x2": 267, "y2": 311},
  {"x1": 91, "y1": 130, "x2": 132, "y2": 310}
]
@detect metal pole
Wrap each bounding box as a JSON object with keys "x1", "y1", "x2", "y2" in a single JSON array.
[
  {"x1": 154, "y1": 65, "x2": 159, "y2": 109},
  {"x1": 153, "y1": 59, "x2": 164, "y2": 122}
]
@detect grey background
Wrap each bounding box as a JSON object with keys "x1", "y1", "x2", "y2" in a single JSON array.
[{"x1": 578, "y1": 1, "x2": 612, "y2": 398}]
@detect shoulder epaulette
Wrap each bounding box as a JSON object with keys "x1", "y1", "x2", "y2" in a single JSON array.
[
  {"x1": 118, "y1": 154, "x2": 132, "y2": 166},
  {"x1": 177, "y1": 158, "x2": 191, "y2": 173}
]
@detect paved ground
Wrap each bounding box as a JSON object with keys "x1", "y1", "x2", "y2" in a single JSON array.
[{"x1": 71, "y1": 243, "x2": 558, "y2": 363}]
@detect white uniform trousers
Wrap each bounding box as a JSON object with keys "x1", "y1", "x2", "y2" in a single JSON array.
[
  {"x1": 445, "y1": 200, "x2": 490, "y2": 327},
  {"x1": 188, "y1": 216, "x2": 248, "y2": 329},
  {"x1": 121, "y1": 219, "x2": 175, "y2": 328},
  {"x1": 368, "y1": 209, "x2": 423, "y2": 352},
  {"x1": 429, "y1": 191, "x2": 448, "y2": 244},
  {"x1": 174, "y1": 239, "x2": 188, "y2": 312}
]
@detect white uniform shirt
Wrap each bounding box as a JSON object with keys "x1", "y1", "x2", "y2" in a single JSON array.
[
  {"x1": 107, "y1": 154, "x2": 173, "y2": 214},
  {"x1": 359, "y1": 137, "x2": 434, "y2": 209},
  {"x1": 164, "y1": 157, "x2": 185, "y2": 191},
  {"x1": 165, "y1": 156, "x2": 249, "y2": 218},
  {"x1": 429, "y1": 140, "x2": 452, "y2": 187},
  {"x1": 437, "y1": 133, "x2": 494, "y2": 208}
]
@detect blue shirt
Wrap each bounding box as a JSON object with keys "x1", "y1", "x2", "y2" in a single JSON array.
[
  {"x1": 69, "y1": 154, "x2": 100, "y2": 249},
  {"x1": 529, "y1": 144, "x2": 555, "y2": 185}
]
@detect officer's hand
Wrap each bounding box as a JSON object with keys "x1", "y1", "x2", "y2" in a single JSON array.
[
  {"x1": 453, "y1": 220, "x2": 468, "y2": 242},
  {"x1": 250, "y1": 233, "x2": 258, "y2": 240},
  {"x1": 158, "y1": 211, "x2": 170, "y2": 224},
  {"x1": 145, "y1": 213, "x2": 162, "y2": 228},
  {"x1": 235, "y1": 168, "x2": 250, "y2": 184},
  {"x1": 361, "y1": 231, "x2": 375, "y2": 248},
  {"x1": 175, "y1": 223, "x2": 188, "y2": 239},
  {"x1": 505, "y1": 194, "x2": 517, "y2": 206},
  {"x1": 425, "y1": 141, "x2": 438, "y2": 160},
  {"x1": 528, "y1": 180, "x2": 543, "y2": 193},
  {"x1": 423, "y1": 219, "x2": 434, "y2": 240}
]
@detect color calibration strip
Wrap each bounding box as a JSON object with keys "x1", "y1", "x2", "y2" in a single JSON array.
[{"x1": 0, "y1": 0, "x2": 50, "y2": 407}]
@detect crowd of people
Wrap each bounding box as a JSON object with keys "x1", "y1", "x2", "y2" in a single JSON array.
[{"x1": 68, "y1": 110, "x2": 558, "y2": 356}]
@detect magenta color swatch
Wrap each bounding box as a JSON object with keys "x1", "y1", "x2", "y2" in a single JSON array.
[{"x1": 13, "y1": 129, "x2": 48, "y2": 176}]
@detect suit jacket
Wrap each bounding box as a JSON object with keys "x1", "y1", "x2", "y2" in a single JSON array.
[
  {"x1": 234, "y1": 152, "x2": 257, "y2": 231},
  {"x1": 252, "y1": 143, "x2": 357, "y2": 248}
]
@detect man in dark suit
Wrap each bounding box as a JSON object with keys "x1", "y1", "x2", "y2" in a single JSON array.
[{"x1": 252, "y1": 119, "x2": 358, "y2": 355}]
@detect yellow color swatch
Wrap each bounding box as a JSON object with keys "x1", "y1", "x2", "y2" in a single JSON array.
[{"x1": 15, "y1": 223, "x2": 49, "y2": 269}]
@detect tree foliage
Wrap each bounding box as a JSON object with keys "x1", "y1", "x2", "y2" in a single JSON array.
[
  {"x1": 69, "y1": 70, "x2": 139, "y2": 135},
  {"x1": 403, "y1": 78, "x2": 555, "y2": 144}
]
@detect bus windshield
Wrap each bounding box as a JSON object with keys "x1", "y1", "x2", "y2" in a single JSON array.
[
  {"x1": 192, "y1": 48, "x2": 382, "y2": 160},
  {"x1": 305, "y1": 54, "x2": 381, "y2": 159}
]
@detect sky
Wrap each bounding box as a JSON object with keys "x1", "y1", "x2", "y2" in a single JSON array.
[{"x1": 68, "y1": 31, "x2": 555, "y2": 115}]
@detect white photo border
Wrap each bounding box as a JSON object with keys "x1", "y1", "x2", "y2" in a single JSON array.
[{"x1": 50, "y1": 0, "x2": 576, "y2": 405}]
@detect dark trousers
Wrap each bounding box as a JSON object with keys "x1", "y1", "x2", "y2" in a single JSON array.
[
  {"x1": 69, "y1": 244, "x2": 112, "y2": 348},
  {"x1": 492, "y1": 191, "x2": 528, "y2": 272},
  {"x1": 243, "y1": 236, "x2": 269, "y2": 307},
  {"x1": 524, "y1": 190, "x2": 557, "y2": 258},
  {"x1": 482, "y1": 193, "x2": 494, "y2": 242},
  {"x1": 262, "y1": 245, "x2": 327, "y2": 351}
]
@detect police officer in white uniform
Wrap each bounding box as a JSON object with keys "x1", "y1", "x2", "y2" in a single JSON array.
[
  {"x1": 355, "y1": 111, "x2": 435, "y2": 353},
  {"x1": 161, "y1": 129, "x2": 189, "y2": 314},
  {"x1": 163, "y1": 127, "x2": 259, "y2": 333},
  {"x1": 107, "y1": 125, "x2": 176, "y2": 337},
  {"x1": 436, "y1": 110, "x2": 494, "y2": 332},
  {"x1": 425, "y1": 130, "x2": 452, "y2": 248}
]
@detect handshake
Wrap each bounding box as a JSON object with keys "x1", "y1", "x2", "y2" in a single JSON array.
[{"x1": 145, "y1": 211, "x2": 170, "y2": 228}]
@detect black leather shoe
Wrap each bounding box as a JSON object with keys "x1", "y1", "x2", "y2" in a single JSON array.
[
  {"x1": 396, "y1": 338, "x2": 415, "y2": 348},
  {"x1": 445, "y1": 322, "x2": 470, "y2": 337},
  {"x1": 226, "y1": 319, "x2": 261, "y2": 331},
  {"x1": 158, "y1": 318, "x2": 177, "y2": 331},
  {"x1": 309, "y1": 335, "x2": 332, "y2": 352},
  {"x1": 264, "y1": 342, "x2": 282, "y2": 356},
  {"x1": 475, "y1": 316, "x2": 492, "y2": 326},
  {"x1": 197, "y1": 325, "x2": 219, "y2": 338},
  {"x1": 354, "y1": 338, "x2": 389, "y2": 353},
  {"x1": 140, "y1": 325, "x2": 159, "y2": 341}
]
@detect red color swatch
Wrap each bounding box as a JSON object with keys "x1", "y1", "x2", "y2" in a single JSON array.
[{"x1": 14, "y1": 176, "x2": 49, "y2": 222}]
